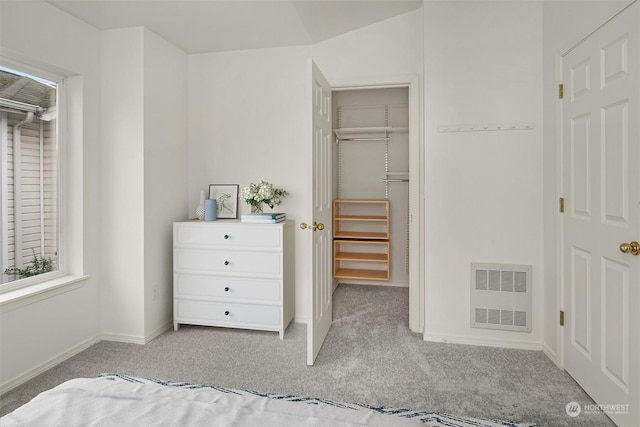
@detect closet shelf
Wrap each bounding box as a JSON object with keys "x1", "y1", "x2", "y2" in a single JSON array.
[
  {"x1": 334, "y1": 231, "x2": 389, "y2": 240},
  {"x1": 333, "y1": 126, "x2": 391, "y2": 136},
  {"x1": 333, "y1": 200, "x2": 390, "y2": 281},
  {"x1": 334, "y1": 127, "x2": 396, "y2": 142},
  {"x1": 334, "y1": 199, "x2": 389, "y2": 204},
  {"x1": 333, "y1": 127, "x2": 408, "y2": 136},
  {"x1": 335, "y1": 251, "x2": 389, "y2": 262},
  {"x1": 334, "y1": 215, "x2": 388, "y2": 222},
  {"x1": 334, "y1": 268, "x2": 389, "y2": 281}
]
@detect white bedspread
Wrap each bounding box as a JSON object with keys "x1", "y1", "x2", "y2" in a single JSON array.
[{"x1": 1, "y1": 377, "x2": 423, "y2": 427}]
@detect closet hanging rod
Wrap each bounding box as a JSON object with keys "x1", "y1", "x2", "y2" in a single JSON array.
[
  {"x1": 383, "y1": 178, "x2": 409, "y2": 183},
  {"x1": 336, "y1": 137, "x2": 390, "y2": 143}
]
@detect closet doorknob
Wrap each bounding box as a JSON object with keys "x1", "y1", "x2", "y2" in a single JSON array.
[
  {"x1": 620, "y1": 241, "x2": 640, "y2": 256},
  {"x1": 301, "y1": 222, "x2": 324, "y2": 231},
  {"x1": 224, "y1": 261, "x2": 230, "y2": 266}
]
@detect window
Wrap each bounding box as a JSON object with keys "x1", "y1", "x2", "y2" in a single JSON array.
[{"x1": 0, "y1": 66, "x2": 59, "y2": 286}]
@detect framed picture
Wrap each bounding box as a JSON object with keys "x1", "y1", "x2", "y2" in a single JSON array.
[{"x1": 209, "y1": 184, "x2": 239, "y2": 219}]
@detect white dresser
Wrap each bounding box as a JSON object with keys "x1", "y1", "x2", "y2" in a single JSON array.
[{"x1": 173, "y1": 220, "x2": 294, "y2": 339}]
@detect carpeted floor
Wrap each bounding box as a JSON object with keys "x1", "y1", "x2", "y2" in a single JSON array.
[{"x1": 0, "y1": 284, "x2": 613, "y2": 426}]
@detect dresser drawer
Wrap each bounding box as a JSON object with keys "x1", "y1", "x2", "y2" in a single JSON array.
[
  {"x1": 175, "y1": 275, "x2": 281, "y2": 302},
  {"x1": 176, "y1": 300, "x2": 280, "y2": 327},
  {"x1": 175, "y1": 223, "x2": 283, "y2": 251},
  {"x1": 175, "y1": 250, "x2": 282, "y2": 276}
]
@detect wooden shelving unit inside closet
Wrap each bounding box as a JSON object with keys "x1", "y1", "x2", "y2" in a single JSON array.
[{"x1": 333, "y1": 199, "x2": 390, "y2": 281}]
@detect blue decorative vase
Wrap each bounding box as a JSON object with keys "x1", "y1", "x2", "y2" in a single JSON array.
[{"x1": 204, "y1": 199, "x2": 217, "y2": 221}]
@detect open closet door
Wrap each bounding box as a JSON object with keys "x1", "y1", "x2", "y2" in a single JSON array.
[
  {"x1": 561, "y1": 2, "x2": 639, "y2": 425},
  {"x1": 307, "y1": 61, "x2": 333, "y2": 366}
]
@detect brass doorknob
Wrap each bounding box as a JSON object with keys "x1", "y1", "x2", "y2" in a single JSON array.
[
  {"x1": 620, "y1": 241, "x2": 640, "y2": 256},
  {"x1": 301, "y1": 222, "x2": 325, "y2": 231}
]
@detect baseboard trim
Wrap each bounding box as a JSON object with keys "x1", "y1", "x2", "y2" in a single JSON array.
[
  {"x1": 144, "y1": 322, "x2": 172, "y2": 344},
  {"x1": 423, "y1": 333, "x2": 543, "y2": 351},
  {"x1": 0, "y1": 334, "x2": 101, "y2": 395},
  {"x1": 1, "y1": 323, "x2": 174, "y2": 395},
  {"x1": 101, "y1": 332, "x2": 146, "y2": 345},
  {"x1": 542, "y1": 342, "x2": 561, "y2": 368},
  {"x1": 294, "y1": 315, "x2": 307, "y2": 324},
  {"x1": 101, "y1": 321, "x2": 173, "y2": 345}
]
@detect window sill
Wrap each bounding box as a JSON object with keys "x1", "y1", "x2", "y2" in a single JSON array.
[{"x1": 0, "y1": 274, "x2": 89, "y2": 314}]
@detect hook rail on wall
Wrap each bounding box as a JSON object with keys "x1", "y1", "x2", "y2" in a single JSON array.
[{"x1": 438, "y1": 123, "x2": 535, "y2": 133}]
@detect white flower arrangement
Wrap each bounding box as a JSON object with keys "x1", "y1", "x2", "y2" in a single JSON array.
[{"x1": 240, "y1": 180, "x2": 289, "y2": 213}]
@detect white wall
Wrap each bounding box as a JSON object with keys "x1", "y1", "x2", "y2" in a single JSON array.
[
  {"x1": 188, "y1": 45, "x2": 311, "y2": 318},
  {"x1": 143, "y1": 28, "x2": 188, "y2": 338},
  {"x1": 0, "y1": 0, "x2": 102, "y2": 388},
  {"x1": 424, "y1": 1, "x2": 544, "y2": 349},
  {"x1": 101, "y1": 28, "x2": 188, "y2": 342},
  {"x1": 312, "y1": 9, "x2": 423, "y2": 83},
  {"x1": 100, "y1": 28, "x2": 146, "y2": 341},
  {"x1": 188, "y1": 10, "x2": 423, "y2": 321},
  {"x1": 541, "y1": 0, "x2": 633, "y2": 364}
]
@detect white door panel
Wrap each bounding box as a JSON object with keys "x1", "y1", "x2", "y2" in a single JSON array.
[
  {"x1": 562, "y1": 3, "x2": 639, "y2": 425},
  {"x1": 307, "y1": 61, "x2": 333, "y2": 366}
]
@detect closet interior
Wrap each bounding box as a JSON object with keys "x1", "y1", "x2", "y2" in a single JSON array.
[{"x1": 332, "y1": 87, "x2": 410, "y2": 288}]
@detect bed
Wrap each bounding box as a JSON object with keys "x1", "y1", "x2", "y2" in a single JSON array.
[{"x1": 1, "y1": 374, "x2": 536, "y2": 427}]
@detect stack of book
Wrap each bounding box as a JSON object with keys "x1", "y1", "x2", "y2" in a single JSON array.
[{"x1": 240, "y1": 213, "x2": 286, "y2": 224}]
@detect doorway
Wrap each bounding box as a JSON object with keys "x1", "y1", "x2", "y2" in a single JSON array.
[
  {"x1": 307, "y1": 64, "x2": 423, "y2": 366},
  {"x1": 331, "y1": 86, "x2": 411, "y2": 321}
]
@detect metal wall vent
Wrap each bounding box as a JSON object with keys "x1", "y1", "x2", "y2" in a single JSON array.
[{"x1": 471, "y1": 263, "x2": 532, "y2": 332}]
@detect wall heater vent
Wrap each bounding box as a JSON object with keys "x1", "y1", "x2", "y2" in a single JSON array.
[{"x1": 471, "y1": 263, "x2": 532, "y2": 332}]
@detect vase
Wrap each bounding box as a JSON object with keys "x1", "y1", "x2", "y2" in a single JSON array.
[
  {"x1": 204, "y1": 199, "x2": 217, "y2": 221},
  {"x1": 195, "y1": 190, "x2": 205, "y2": 220},
  {"x1": 251, "y1": 204, "x2": 263, "y2": 214}
]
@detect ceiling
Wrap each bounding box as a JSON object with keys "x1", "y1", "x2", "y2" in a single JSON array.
[{"x1": 45, "y1": 0, "x2": 423, "y2": 55}]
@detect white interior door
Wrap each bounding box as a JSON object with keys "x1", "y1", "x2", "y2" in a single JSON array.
[
  {"x1": 562, "y1": 3, "x2": 639, "y2": 425},
  {"x1": 307, "y1": 60, "x2": 333, "y2": 366}
]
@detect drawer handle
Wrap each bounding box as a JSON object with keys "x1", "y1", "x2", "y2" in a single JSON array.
[
  {"x1": 224, "y1": 261, "x2": 230, "y2": 266},
  {"x1": 224, "y1": 311, "x2": 230, "y2": 316},
  {"x1": 224, "y1": 234, "x2": 230, "y2": 240},
  {"x1": 224, "y1": 287, "x2": 230, "y2": 292}
]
